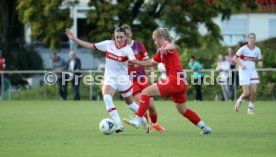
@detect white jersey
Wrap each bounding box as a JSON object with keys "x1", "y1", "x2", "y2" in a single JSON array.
[
  {"x1": 236, "y1": 45, "x2": 262, "y2": 70},
  {"x1": 93, "y1": 40, "x2": 135, "y2": 77}
]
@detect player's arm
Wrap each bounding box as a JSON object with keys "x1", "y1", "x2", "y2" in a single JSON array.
[
  {"x1": 158, "y1": 43, "x2": 175, "y2": 54},
  {"x1": 65, "y1": 28, "x2": 95, "y2": 50},
  {"x1": 258, "y1": 60, "x2": 263, "y2": 68},
  {"x1": 129, "y1": 60, "x2": 156, "y2": 67},
  {"x1": 233, "y1": 55, "x2": 245, "y2": 69}
]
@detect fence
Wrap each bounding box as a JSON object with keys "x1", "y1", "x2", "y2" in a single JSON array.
[{"x1": 0, "y1": 68, "x2": 276, "y2": 101}]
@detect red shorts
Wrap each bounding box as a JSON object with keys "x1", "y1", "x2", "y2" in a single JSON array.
[
  {"x1": 132, "y1": 79, "x2": 151, "y2": 96},
  {"x1": 157, "y1": 76, "x2": 187, "y2": 104}
]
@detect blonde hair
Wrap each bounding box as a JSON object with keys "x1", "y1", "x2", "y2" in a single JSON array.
[{"x1": 153, "y1": 28, "x2": 173, "y2": 42}]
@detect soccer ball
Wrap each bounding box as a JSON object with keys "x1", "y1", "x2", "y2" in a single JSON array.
[{"x1": 99, "y1": 118, "x2": 116, "y2": 135}]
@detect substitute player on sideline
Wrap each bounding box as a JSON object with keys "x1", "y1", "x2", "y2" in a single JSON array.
[
  {"x1": 121, "y1": 24, "x2": 165, "y2": 132},
  {"x1": 233, "y1": 33, "x2": 263, "y2": 115},
  {"x1": 125, "y1": 28, "x2": 212, "y2": 135},
  {"x1": 65, "y1": 27, "x2": 149, "y2": 133}
]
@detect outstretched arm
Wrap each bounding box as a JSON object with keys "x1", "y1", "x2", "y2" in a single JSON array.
[
  {"x1": 65, "y1": 28, "x2": 95, "y2": 49},
  {"x1": 129, "y1": 60, "x2": 156, "y2": 67}
]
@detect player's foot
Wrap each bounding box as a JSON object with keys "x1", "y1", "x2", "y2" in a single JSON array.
[
  {"x1": 247, "y1": 109, "x2": 255, "y2": 115},
  {"x1": 115, "y1": 125, "x2": 125, "y2": 133},
  {"x1": 152, "y1": 123, "x2": 165, "y2": 133},
  {"x1": 234, "y1": 99, "x2": 243, "y2": 112},
  {"x1": 141, "y1": 117, "x2": 150, "y2": 133},
  {"x1": 200, "y1": 126, "x2": 212, "y2": 135},
  {"x1": 123, "y1": 118, "x2": 140, "y2": 128}
]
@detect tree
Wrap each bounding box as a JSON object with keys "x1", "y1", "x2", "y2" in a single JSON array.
[
  {"x1": 85, "y1": 0, "x2": 258, "y2": 53},
  {"x1": 16, "y1": 0, "x2": 76, "y2": 49},
  {"x1": 16, "y1": 0, "x2": 258, "y2": 51}
]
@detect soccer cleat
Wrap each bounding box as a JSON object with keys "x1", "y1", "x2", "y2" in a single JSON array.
[
  {"x1": 115, "y1": 125, "x2": 125, "y2": 133},
  {"x1": 152, "y1": 123, "x2": 165, "y2": 133},
  {"x1": 200, "y1": 126, "x2": 212, "y2": 135},
  {"x1": 123, "y1": 118, "x2": 140, "y2": 128},
  {"x1": 234, "y1": 99, "x2": 243, "y2": 112},
  {"x1": 247, "y1": 109, "x2": 255, "y2": 115}
]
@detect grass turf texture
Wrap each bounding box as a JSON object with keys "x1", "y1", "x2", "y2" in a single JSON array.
[{"x1": 0, "y1": 101, "x2": 275, "y2": 157}]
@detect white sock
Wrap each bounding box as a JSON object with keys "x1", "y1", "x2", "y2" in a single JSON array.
[
  {"x1": 248, "y1": 102, "x2": 255, "y2": 111},
  {"x1": 103, "y1": 95, "x2": 122, "y2": 125},
  {"x1": 238, "y1": 97, "x2": 243, "y2": 103},
  {"x1": 128, "y1": 102, "x2": 139, "y2": 113},
  {"x1": 197, "y1": 121, "x2": 206, "y2": 129}
]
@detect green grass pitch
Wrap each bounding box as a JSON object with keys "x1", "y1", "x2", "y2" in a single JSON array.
[{"x1": 0, "y1": 100, "x2": 276, "y2": 157}]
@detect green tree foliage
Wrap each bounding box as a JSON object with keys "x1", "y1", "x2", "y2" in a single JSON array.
[
  {"x1": 16, "y1": 0, "x2": 76, "y2": 49},
  {"x1": 85, "y1": 0, "x2": 258, "y2": 53},
  {"x1": 16, "y1": 0, "x2": 258, "y2": 51}
]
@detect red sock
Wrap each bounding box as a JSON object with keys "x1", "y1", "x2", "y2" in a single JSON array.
[
  {"x1": 183, "y1": 109, "x2": 201, "y2": 125},
  {"x1": 137, "y1": 95, "x2": 150, "y2": 117},
  {"x1": 149, "y1": 114, "x2": 157, "y2": 124}
]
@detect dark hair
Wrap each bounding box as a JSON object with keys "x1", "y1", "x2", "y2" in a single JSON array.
[
  {"x1": 238, "y1": 41, "x2": 248, "y2": 49},
  {"x1": 247, "y1": 33, "x2": 256, "y2": 38},
  {"x1": 190, "y1": 55, "x2": 196, "y2": 60},
  {"x1": 114, "y1": 27, "x2": 127, "y2": 35}
]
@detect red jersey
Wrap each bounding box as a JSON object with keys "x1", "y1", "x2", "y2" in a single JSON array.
[
  {"x1": 0, "y1": 57, "x2": 5, "y2": 71},
  {"x1": 128, "y1": 40, "x2": 149, "y2": 80},
  {"x1": 152, "y1": 41, "x2": 184, "y2": 77}
]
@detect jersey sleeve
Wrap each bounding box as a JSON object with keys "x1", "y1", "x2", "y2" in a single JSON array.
[
  {"x1": 257, "y1": 48, "x2": 262, "y2": 61},
  {"x1": 152, "y1": 52, "x2": 161, "y2": 63},
  {"x1": 126, "y1": 46, "x2": 136, "y2": 60},
  {"x1": 93, "y1": 40, "x2": 111, "y2": 52},
  {"x1": 140, "y1": 42, "x2": 149, "y2": 60},
  {"x1": 235, "y1": 47, "x2": 244, "y2": 57}
]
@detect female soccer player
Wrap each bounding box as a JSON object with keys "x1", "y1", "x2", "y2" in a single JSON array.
[
  {"x1": 65, "y1": 27, "x2": 149, "y2": 133},
  {"x1": 124, "y1": 28, "x2": 211, "y2": 135},
  {"x1": 121, "y1": 24, "x2": 165, "y2": 132},
  {"x1": 233, "y1": 33, "x2": 263, "y2": 115}
]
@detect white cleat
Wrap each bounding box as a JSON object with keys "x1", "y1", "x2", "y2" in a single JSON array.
[
  {"x1": 200, "y1": 126, "x2": 212, "y2": 135},
  {"x1": 123, "y1": 118, "x2": 140, "y2": 128},
  {"x1": 234, "y1": 100, "x2": 243, "y2": 112},
  {"x1": 247, "y1": 110, "x2": 255, "y2": 115},
  {"x1": 115, "y1": 125, "x2": 125, "y2": 133}
]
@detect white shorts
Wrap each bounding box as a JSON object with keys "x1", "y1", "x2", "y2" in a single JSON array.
[
  {"x1": 103, "y1": 75, "x2": 133, "y2": 98},
  {"x1": 239, "y1": 69, "x2": 259, "y2": 86}
]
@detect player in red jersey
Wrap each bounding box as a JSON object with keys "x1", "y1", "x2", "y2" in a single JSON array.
[
  {"x1": 121, "y1": 24, "x2": 165, "y2": 133},
  {"x1": 125, "y1": 28, "x2": 211, "y2": 135}
]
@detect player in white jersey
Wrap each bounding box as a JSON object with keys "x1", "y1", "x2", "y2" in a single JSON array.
[
  {"x1": 233, "y1": 33, "x2": 263, "y2": 115},
  {"x1": 65, "y1": 27, "x2": 149, "y2": 133}
]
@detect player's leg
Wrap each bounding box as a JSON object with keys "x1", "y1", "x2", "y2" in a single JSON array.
[
  {"x1": 175, "y1": 102, "x2": 211, "y2": 135},
  {"x1": 133, "y1": 80, "x2": 165, "y2": 132},
  {"x1": 235, "y1": 70, "x2": 250, "y2": 112},
  {"x1": 247, "y1": 83, "x2": 258, "y2": 115},
  {"x1": 102, "y1": 84, "x2": 123, "y2": 132},
  {"x1": 124, "y1": 84, "x2": 161, "y2": 130}
]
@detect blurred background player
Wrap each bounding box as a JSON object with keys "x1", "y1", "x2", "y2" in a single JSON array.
[
  {"x1": 125, "y1": 28, "x2": 211, "y2": 135},
  {"x1": 121, "y1": 24, "x2": 165, "y2": 133},
  {"x1": 216, "y1": 54, "x2": 231, "y2": 101},
  {"x1": 65, "y1": 27, "x2": 149, "y2": 133},
  {"x1": 233, "y1": 33, "x2": 263, "y2": 115}
]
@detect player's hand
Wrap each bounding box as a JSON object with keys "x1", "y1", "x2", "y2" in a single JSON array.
[
  {"x1": 240, "y1": 64, "x2": 246, "y2": 69},
  {"x1": 158, "y1": 48, "x2": 165, "y2": 54},
  {"x1": 258, "y1": 62, "x2": 263, "y2": 68},
  {"x1": 65, "y1": 28, "x2": 75, "y2": 40}
]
